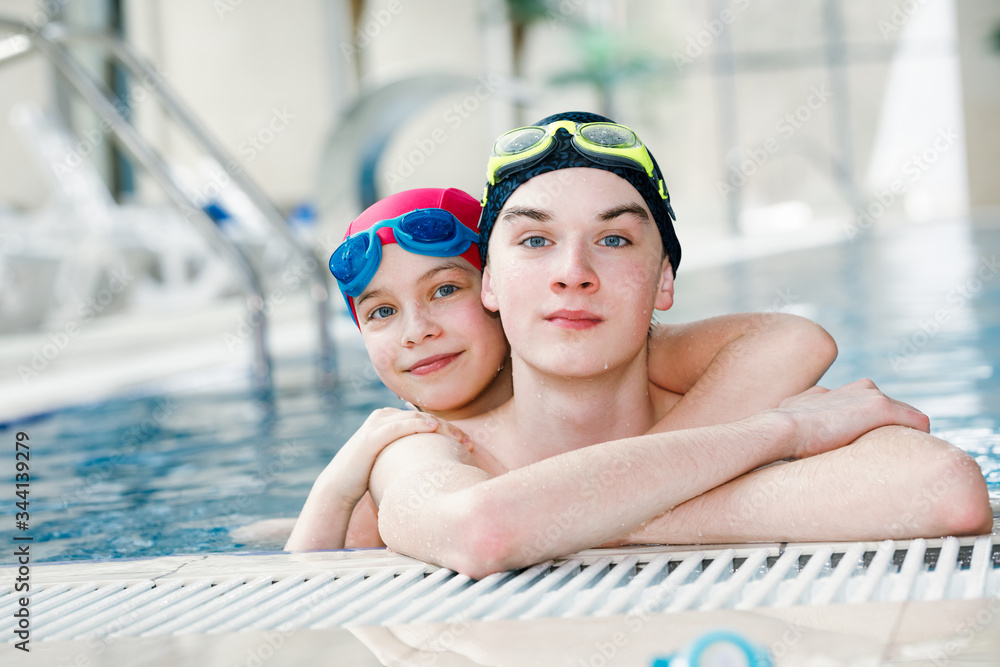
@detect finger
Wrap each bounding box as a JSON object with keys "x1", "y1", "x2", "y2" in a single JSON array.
[
  {"x1": 889, "y1": 404, "x2": 931, "y2": 433},
  {"x1": 423, "y1": 419, "x2": 473, "y2": 449}
]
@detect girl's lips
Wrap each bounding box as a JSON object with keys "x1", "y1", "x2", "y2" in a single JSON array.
[
  {"x1": 545, "y1": 309, "x2": 603, "y2": 330},
  {"x1": 407, "y1": 352, "x2": 461, "y2": 375}
]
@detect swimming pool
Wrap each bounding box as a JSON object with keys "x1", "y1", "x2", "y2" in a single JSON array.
[{"x1": 2, "y1": 218, "x2": 998, "y2": 565}]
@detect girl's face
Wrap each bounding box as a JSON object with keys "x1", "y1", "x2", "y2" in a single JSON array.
[{"x1": 355, "y1": 244, "x2": 509, "y2": 420}]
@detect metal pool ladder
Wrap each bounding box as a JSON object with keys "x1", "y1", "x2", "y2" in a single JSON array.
[
  {"x1": 0, "y1": 16, "x2": 335, "y2": 390},
  {"x1": 3, "y1": 536, "x2": 998, "y2": 641}
]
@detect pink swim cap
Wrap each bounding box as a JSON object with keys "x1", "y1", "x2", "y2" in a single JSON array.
[{"x1": 341, "y1": 188, "x2": 482, "y2": 326}]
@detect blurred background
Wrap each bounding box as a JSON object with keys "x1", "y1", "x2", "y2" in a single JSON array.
[{"x1": 0, "y1": 0, "x2": 998, "y2": 417}]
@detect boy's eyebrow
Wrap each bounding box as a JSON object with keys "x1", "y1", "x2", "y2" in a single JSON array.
[
  {"x1": 501, "y1": 207, "x2": 551, "y2": 224},
  {"x1": 600, "y1": 203, "x2": 650, "y2": 222}
]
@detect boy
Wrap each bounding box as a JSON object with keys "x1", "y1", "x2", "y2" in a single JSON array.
[{"x1": 366, "y1": 113, "x2": 991, "y2": 578}]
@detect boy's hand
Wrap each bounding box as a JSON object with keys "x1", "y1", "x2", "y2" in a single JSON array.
[{"x1": 776, "y1": 379, "x2": 930, "y2": 459}]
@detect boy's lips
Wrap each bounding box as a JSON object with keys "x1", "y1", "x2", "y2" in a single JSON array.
[
  {"x1": 545, "y1": 309, "x2": 603, "y2": 330},
  {"x1": 407, "y1": 352, "x2": 462, "y2": 375}
]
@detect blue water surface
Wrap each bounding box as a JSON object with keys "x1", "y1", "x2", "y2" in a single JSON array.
[{"x1": 1, "y1": 219, "x2": 998, "y2": 565}]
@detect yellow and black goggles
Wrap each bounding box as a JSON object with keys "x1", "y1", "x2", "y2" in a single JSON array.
[{"x1": 485, "y1": 120, "x2": 669, "y2": 200}]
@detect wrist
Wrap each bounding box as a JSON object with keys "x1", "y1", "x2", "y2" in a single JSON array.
[
  {"x1": 315, "y1": 464, "x2": 365, "y2": 507},
  {"x1": 752, "y1": 409, "x2": 798, "y2": 461}
]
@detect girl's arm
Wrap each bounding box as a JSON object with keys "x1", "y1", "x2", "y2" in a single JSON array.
[
  {"x1": 647, "y1": 313, "x2": 837, "y2": 431},
  {"x1": 284, "y1": 408, "x2": 468, "y2": 552}
]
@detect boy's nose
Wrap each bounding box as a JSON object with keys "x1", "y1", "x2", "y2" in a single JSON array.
[{"x1": 550, "y1": 244, "x2": 599, "y2": 294}]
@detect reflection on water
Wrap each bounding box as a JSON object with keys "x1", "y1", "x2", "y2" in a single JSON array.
[{"x1": 1, "y1": 220, "x2": 998, "y2": 564}]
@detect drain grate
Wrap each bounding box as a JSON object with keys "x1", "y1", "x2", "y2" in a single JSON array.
[{"x1": 2, "y1": 536, "x2": 998, "y2": 642}]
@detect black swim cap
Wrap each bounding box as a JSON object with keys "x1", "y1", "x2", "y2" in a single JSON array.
[{"x1": 479, "y1": 111, "x2": 681, "y2": 275}]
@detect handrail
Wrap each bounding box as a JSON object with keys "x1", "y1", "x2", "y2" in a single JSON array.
[{"x1": 0, "y1": 16, "x2": 337, "y2": 389}]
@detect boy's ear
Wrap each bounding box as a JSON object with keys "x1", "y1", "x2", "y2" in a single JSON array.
[
  {"x1": 481, "y1": 265, "x2": 500, "y2": 312},
  {"x1": 655, "y1": 260, "x2": 675, "y2": 312}
]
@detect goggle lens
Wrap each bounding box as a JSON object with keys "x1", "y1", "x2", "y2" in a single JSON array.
[
  {"x1": 330, "y1": 234, "x2": 370, "y2": 282},
  {"x1": 398, "y1": 211, "x2": 454, "y2": 244},
  {"x1": 495, "y1": 127, "x2": 546, "y2": 155},
  {"x1": 579, "y1": 124, "x2": 638, "y2": 148}
]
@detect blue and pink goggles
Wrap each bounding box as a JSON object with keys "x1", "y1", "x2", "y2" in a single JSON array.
[{"x1": 330, "y1": 207, "x2": 480, "y2": 324}]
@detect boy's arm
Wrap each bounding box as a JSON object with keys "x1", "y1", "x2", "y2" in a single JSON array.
[
  {"x1": 616, "y1": 424, "x2": 992, "y2": 546},
  {"x1": 370, "y1": 381, "x2": 940, "y2": 579},
  {"x1": 647, "y1": 313, "x2": 837, "y2": 431}
]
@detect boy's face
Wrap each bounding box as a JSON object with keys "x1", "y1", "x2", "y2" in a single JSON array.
[
  {"x1": 356, "y1": 245, "x2": 508, "y2": 418},
  {"x1": 482, "y1": 168, "x2": 674, "y2": 379}
]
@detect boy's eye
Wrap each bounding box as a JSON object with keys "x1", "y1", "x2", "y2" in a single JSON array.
[
  {"x1": 523, "y1": 236, "x2": 550, "y2": 248},
  {"x1": 599, "y1": 235, "x2": 629, "y2": 248},
  {"x1": 369, "y1": 305, "x2": 396, "y2": 321},
  {"x1": 434, "y1": 284, "x2": 458, "y2": 298}
]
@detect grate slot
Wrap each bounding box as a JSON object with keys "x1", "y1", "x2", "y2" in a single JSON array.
[
  {"x1": 127, "y1": 577, "x2": 245, "y2": 637},
  {"x1": 561, "y1": 556, "x2": 642, "y2": 617},
  {"x1": 924, "y1": 537, "x2": 960, "y2": 600},
  {"x1": 519, "y1": 557, "x2": 615, "y2": 620},
  {"x1": 46, "y1": 579, "x2": 186, "y2": 641},
  {"x1": 701, "y1": 549, "x2": 770, "y2": 611},
  {"x1": 963, "y1": 535, "x2": 993, "y2": 599},
  {"x1": 811, "y1": 543, "x2": 865, "y2": 605},
  {"x1": 846, "y1": 540, "x2": 895, "y2": 604},
  {"x1": 666, "y1": 550, "x2": 736, "y2": 613},
  {"x1": 888, "y1": 538, "x2": 927, "y2": 602},
  {"x1": 350, "y1": 568, "x2": 459, "y2": 626},
  {"x1": 481, "y1": 559, "x2": 585, "y2": 621},
  {"x1": 317, "y1": 567, "x2": 429, "y2": 628},
  {"x1": 211, "y1": 572, "x2": 338, "y2": 633},
  {"x1": 628, "y1": 551, "x2": 704, "y2": 615},
  {"x1": 775, "y1": 548, "x2": 833, "y2": 607},
  {"x1": 592, "y1": 554, "x2": 673, "y2": 617}
]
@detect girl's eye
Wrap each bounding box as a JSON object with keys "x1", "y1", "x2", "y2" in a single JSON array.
[
  {"x1": 369, "y1": 305, "x2": 396, "y2": 321},
  {"x1": 523, "y1": 236, "x2": 550, "y2": 248},
  {"x1": 434, "y1": 284, "x2": 458, "y2": 298},
  {"x1": 599, "y1": 235, "x2": 629, "y2": 248}
]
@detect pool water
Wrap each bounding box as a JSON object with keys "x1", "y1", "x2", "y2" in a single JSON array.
[{"x1": 1, "y1": 219, "x2": 998, "y2": 565}]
